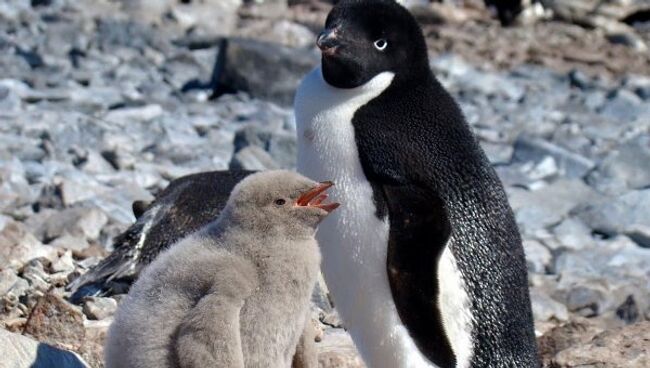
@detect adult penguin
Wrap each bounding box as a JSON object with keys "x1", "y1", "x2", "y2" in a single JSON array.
[{"x1": 294, "y1": 1, "x2": 539, "y2": 367}]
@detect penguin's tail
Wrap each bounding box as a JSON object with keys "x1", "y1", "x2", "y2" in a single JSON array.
[{"x1": 66, "y1": 207, "x2": 157, "y2": 303}]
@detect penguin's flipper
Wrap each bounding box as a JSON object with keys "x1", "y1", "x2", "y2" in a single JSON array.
[
  {"x1": 174, "y1": 255, "x2": 258, "y2": 368},
  {"x1": 174, "y1": 292, "x2": 247, "y2": 368},
  {"x1": 381, "y1": 182, "x2": 456, "y2": 368},
  {"x1": 66, "y1": 215, "x2": 151, "y2": 296}
]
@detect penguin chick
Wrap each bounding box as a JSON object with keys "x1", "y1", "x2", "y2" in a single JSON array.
[{"x1": 105, "y1": 170, "x2": 339, "y2": 368}]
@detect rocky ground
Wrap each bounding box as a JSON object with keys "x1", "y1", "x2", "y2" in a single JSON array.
[{"x1": 0, "y1": 0, "x2": 649, "y2": 367}]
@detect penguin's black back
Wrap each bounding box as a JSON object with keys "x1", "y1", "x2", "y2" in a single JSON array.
[{"x1": 352, "y1": 66, "x2": 538, "y2": 367}]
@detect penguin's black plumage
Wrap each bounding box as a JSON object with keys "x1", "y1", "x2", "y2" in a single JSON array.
[
  {"x1": 67, "y1": 170, "x2": 254, "y2": 300},
  {"x1": 296, "y1": 0, "x2": 539, "y2": 367}
]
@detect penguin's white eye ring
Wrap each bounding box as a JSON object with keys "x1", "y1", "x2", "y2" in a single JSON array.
[
  {"x1": 275, "y1": 199, "x2": 286, "y2": 206},
  {"x1": 373, "y1": 39, "x2": 388, "y2": 51}
]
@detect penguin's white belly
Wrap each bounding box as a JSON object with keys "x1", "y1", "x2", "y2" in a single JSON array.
[{"x1": 295, "y1": 68, "x2": 439, "y2": 368}]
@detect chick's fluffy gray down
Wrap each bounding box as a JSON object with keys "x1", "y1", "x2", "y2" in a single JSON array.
[{"x1": 105, "y1": 170, "x2": 325, "y2": 368}]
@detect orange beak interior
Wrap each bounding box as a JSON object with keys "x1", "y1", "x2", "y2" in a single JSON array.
[{"x1": 295, "y1": 181, "x2": 340, "y2": 213}]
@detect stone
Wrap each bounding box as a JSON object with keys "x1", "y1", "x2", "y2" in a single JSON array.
[
  {"x1": 103, "y1": 104, "x2": 164, "y2": 124},
  {"x1": 317, "y1": 329, "x2": 365, "y2": 368},
  {"x1": 513, "y1": 136, "x2": 596, "y2": 179},
  {"x1": 553, "y1": 236, "x2": 650, "y2": 319},
  {"x1": 523, "y1": 239, "x2": 552, "y2": 273},
  {"x1": 552, "y1": 321, "x2": 650, "y2": 368},
  {"x1": 235, "y1": 19, "x2": 316, "y2": 48},
  {"x1": 39, "y1": 207, "x2": 108, "y2": 243},
  {"x1": 480, "y1": 141, "x2": 514, "y2": 165},
  {"x1": 0, "y1": 220, "x2": 57, "y2": 268},
  {"x1": 230, "y1": 145, "x2": 280, "y2": 171},
  {"x1": 625, "y1": 224, "x2": 650, "y2": 248},
  {"x1": 530, "y1": 288, "x2": 569, "y2": 322},
  {"x1": 598, "y1": 134, "x2": 650, "y2": 190},
  {"x1": 23, "y1": 292, "x2": 86, "y2": 351},
  {"x1": 0, "y1": 268, "x2": 20, "y2": 296},
  {"x1": 0, "y1": 328, "x2": 89, "y2": 368},
  {"x1": 552, "y1": 218, "x2": 594, "y2": 250},
  {"x1": 607, "y1": 31, "x2": 648, "y2": 52},
  {"x1": 82, "y1": 297, "x2": 117, "y2": 320},
  {"x1": 600, "y1": 89, "x2": 649, "y2": 122},
  {"x1": 509, "y1": 179, "x2": 599, "y2": 233},
  {"x1": 57, "y1": 178, "x2": 105, "y2": 207},
  {"x1": 576, "y1": 189, "x2": 650, "y2": 237},
  {"x1": 22, "y1": 259, "x2": 51, "y2": 293},
  {"x1": 624, "y1": 74, "x2": 650, "y2": 100},
  {"x1": 565, "y1": 286, "x2": 603, "y2": 316},
  {"x1": 526, "y1": 156, "x2": 559, "y2": 181},
  {"x1": 538, "y1": 318, "x2": 604, "y2": 367},
  {"x1": 51, "y1": 250, "x2": 75, "y2": 274},
  {"x1": 169, "y1": 0, "x2": 242, "y2": 37},
  {"x1": 49, "y1": 234, "x2": 91, "y2": 253},
  {"x1": 220, "y1": 38, "x2": 319, "y2": 106}
]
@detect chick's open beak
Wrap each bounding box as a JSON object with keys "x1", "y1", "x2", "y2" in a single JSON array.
[{"x1": 296, "y1": 181, "x2": 340, "y2": 213}]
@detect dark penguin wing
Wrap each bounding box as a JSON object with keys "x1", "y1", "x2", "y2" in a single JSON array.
[
  {"x1": 352, "y1": 78, "x2": 537, "y2": 367},
  {"x1": 67, "y1": 170, "x2": 255, "y2": 300}
]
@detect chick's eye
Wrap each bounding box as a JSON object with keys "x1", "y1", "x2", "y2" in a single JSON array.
[
  {"x1": 373, "y1": 39, "x2": 387, "y2": 51},
  {"x1": 275, "y1": 199, "x2": 286, "y2": 206}
]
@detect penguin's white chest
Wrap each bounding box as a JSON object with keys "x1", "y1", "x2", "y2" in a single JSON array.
[{"x1": 295, "y1": 68, "x2": 439, "y2": 368}]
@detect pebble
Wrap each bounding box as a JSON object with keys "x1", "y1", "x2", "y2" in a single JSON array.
[{"x1": 82, "y1": 297, "x2": 118, "y2": 321}]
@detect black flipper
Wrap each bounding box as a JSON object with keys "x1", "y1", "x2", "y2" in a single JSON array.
[{"x1": 383, "y1": 183, "x2": 455, "y2": 367}]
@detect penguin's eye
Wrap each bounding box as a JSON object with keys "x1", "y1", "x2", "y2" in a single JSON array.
[
  {"x1": 373, "y1": 39, "x2": 388, "y2": 51},
  {"x1": 274, "y1": 199, "x2": 286, "y2": 206}
]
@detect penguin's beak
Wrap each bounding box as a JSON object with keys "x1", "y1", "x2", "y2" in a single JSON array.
[
  {"x1": 296, "y1": 181, "x2": 340, "y2": 213},
  {"x1": 317, "y1": 28, "x2": 340, "y2": 56}
]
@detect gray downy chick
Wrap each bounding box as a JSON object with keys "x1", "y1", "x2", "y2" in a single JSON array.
[{"x1": 104, "y1": 170, "x2": 339, "y2": 368}]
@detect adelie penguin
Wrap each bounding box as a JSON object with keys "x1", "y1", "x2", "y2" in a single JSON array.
[{"x1": 295, "y1": 1, "x2": 539, "y2": 367}]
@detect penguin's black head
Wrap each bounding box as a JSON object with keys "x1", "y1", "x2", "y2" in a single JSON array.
[{"x1": 318, "y1": 0, "x2": 429, "y2": 89}]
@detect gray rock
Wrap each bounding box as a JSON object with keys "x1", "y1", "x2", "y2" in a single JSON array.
[
  {"x1": 230, "y1": 145, "x2": 280, "y2": 171},
  {"x1": 554, "y1": 236, "x2": 650, "y2": 319},
  {"x1": 0, "y1": 220, "x2": 57, "y2": 268},
  {"x1": 513, "y1": 135, "x2": 596, "y2": 179},
  {"x1": 432, "y1": 54, "x2": 525, "y2": 101},
  {"x1": 103, "y1": 104, "x2": 164, "y2": 124},
  {"x1": 40, "y1": 207, "x2": 108, "y2": 243},
  {"x1": 235, "y1": 19, "x2": 316, "y2": 49},
  {"x1": 317, "y1": 329, "x2": 365, "y2": 368},
  {"x1": 0, "y1": 328, "x2": 89, "y2": 368},
  {"x1": 530, "y1": 288, "x2": 569, "y2": 322},
  {"x1": 565, "y1": 285, "x2": 603, "y2": 316},
  {"x1": 0, "y1": 268, "x2": 20, "y2": 296},
  {"x1": 625, "y1": 224, "x2": 650, "y2": 248},
  {"x1": 220, "y1": 39, "x2": 319, "y2": 106},
  {"x1": 576, "y1": 189, "x2": 650, "y2": 237},
  {"x1": 600, "y1": 89, "x2": 649, "y2": 122},
  {"x1": 82, "y1": 296, "x2": 118, "y2": 320},
  {"x1": 552, "y1": 218, "x2": 594, "y2": 250},
  {"x1": 552, "y1": 321, "x2": 650, "y2": 368},
  {"x1": 624, "y1": 74, "x2": 650, "y2": 100},
  {"x1": 480, "y1": 141, "x2": 514, "y2": 165},
  {"x1": 523, "y1": 239, "x2": 552, "y2": 273},
  {"x1": 51, "y1": 250, "x2": 75, "y2": 274},
  {"x1": 509, "y1": 179, "x2": 599, "y2": 233},
  {"x1": 22, "y1": 259, "x2": 51, "y2": 293},
  {"x1": 169, "y1": 0, "x2": 242, "y2": 36},
  {"x1": 598, "y1": 134, "x2": 650, "y2": 190}
]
